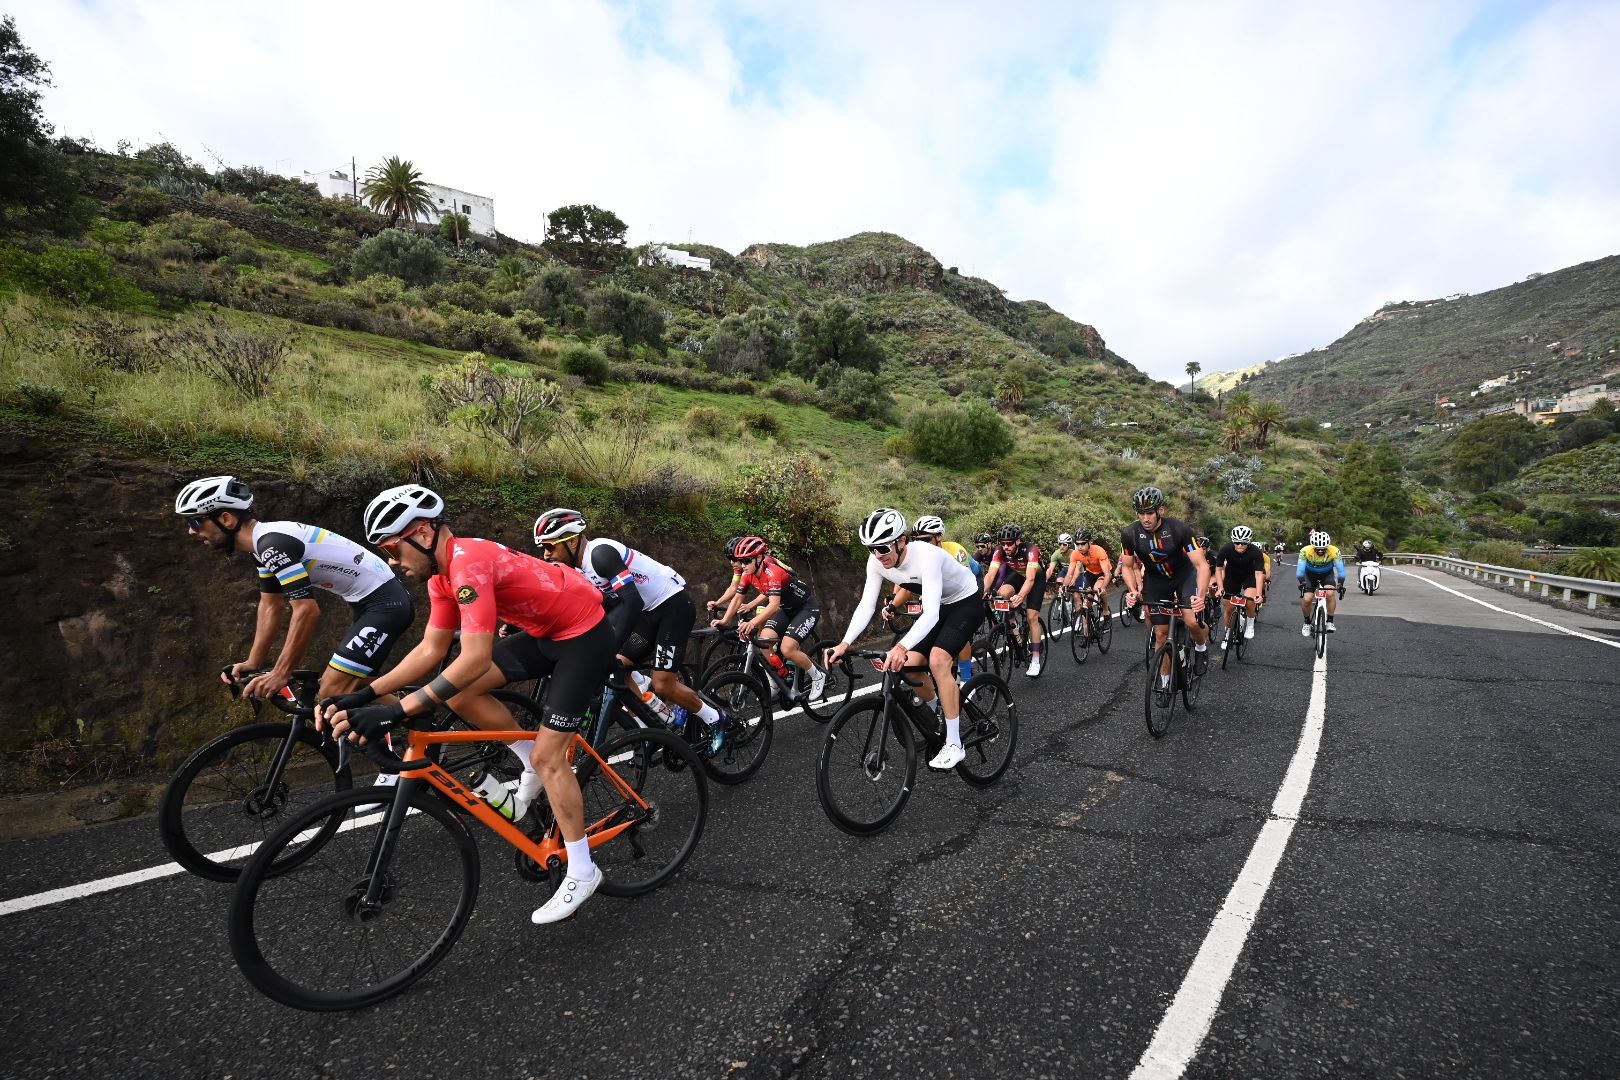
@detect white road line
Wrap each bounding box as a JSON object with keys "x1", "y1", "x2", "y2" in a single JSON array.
[
  {"x1": 1384, "y1": 566, "x2": 1620, "y2": 651},
  {"x1": 1130, "y1": 651, "x2": 1329, "y2": 1080}
]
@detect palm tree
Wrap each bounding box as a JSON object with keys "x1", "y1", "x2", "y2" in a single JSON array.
[
  {"x1": 491, "y1": 255, "x2": 534, "y2": 293},
  {"x1": 1222, "y1": 416, "x2": 1253, "y2": 452},
  {"x1": 1564, "y1": 547, "x2": 1620, "y2": 583},
  {"x1": 1186, "y1": 361, "x2": 1202, "y2": 394},
  {"x1": 996, "y1": 372, "x2": 1028, "y2": 412},
  {"x1": 361, "y1": 156, "x2": 435, "y2": 228},
  {"x1": 1250, "y1": 401, "x2": 1286, "y2": 448},
  {"x1": 1224, "y1": 390, "x2": 1255, "y2": 420}
]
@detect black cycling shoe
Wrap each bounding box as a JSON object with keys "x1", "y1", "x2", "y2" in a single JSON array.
[{"x1": 1192, "y1": 649, "x2": 1208, "y2": 676}]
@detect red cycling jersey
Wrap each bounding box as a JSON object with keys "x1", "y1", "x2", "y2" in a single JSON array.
[
  {"x1": 428, "y1": 537, "x2": 603, "y2": 640},
  {"x1": 738, "y1": 556, "x2": 813, "y2": 610}
]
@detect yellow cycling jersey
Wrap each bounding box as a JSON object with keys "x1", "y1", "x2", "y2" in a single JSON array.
[
  {"x1": 1262, "y1": 552, "x2": 1272, "y2": 574},
  {"x1": 1299, "y1": 544, "x2": 1341, "y2": 570},
  {"x1": 940, "y1": 540, "x2": 972, "y2": 567}
]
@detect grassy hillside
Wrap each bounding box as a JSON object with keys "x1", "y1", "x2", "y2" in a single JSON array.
[{"x1": 1236, "y1": 255, "x2": 1620, "y2": 426}]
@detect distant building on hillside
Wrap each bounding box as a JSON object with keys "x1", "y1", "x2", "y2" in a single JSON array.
[
  {"x1": 297, "y1": 168, "x2": 496, "y2": 236},
  {"x1": 642, "y1": 245, "x2": 712, "y2": 272}
]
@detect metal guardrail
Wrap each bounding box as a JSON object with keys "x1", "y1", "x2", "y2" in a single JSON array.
[{"x1": 1386, "y1": 553, "x2": 1620, "y2": 609}]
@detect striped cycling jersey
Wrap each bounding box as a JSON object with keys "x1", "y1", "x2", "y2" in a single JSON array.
[{"x1": 253, "y1": 521, "x2": 395, "y2": 603}]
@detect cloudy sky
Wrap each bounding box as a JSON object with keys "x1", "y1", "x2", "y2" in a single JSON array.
[{"x1": 14, "y1": 0, "x2": 1620, "y2": 381}]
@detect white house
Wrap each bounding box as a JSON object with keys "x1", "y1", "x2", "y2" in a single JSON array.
[
  {"x1": 297, "y1": 168, "x2": 497, "y2": 236},
  {"x1": 642, "y1": 244, "x2": 713, "y2": 272}
]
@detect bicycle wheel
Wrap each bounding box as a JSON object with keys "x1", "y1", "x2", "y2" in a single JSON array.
[
  {"x1": 1094, "y1": 607, "x2": 1114, "y2": 654},
  {"x1": 159, "y1": 722, "x2": 350, "y2": 883},
  {"x1": 1145, "y1": 643, "x2": 1178, "y2": 738},
  {"x1": 817, "y1": 698, "x2": 918, "y2": 836},
  {"x1": 802, "y1": 639, "x2": 857, "y2": 722},
  {"x1": 1232, "y1": 612, "x2": 1247, "y2": 662},
  {"x1": 572, "y1": 727, "x2": 707, "y2": 898},
  {"x1": 700, "y1": 652, "x2": 747, "y2": 687},
  {"x1": 699, "y1": 672, "x2": 773, "y2": 785},
  {"x1": 1314, "y1": 604, "x2": 1327, "y2": 659},
  {"x1": 981, "y1": 624, "x2": 1009, "y2": 682},
  {"x1": 1220, "y1": 618, "x2": 1236, "y2": 670},
  {"x1": 955, "y1": 674, "x2": 1017, "y2": 787},
  {"x1": 228, "y1": 784, "x2": 480, "y2": 1011},
  {"x1": 1070, "y1": 603, "x2": 1092, "y2": 664}
]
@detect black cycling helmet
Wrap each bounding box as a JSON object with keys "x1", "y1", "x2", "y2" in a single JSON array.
[
  {"x1": 974, "y1": 532, "x2": 993, "y2": 545},
  {"x1": 723, "y1": 536, "x2": 743, "y2": 559},
  {"x1": 1076, "y1": 528, "x2": 1094, "y2": 543},
  {"x1": 998, "y1": 523, "x2": 1023, "y2": 542},
  {"x1": 1132, "y1": 486, "x2": 1165, "y2": 513}
]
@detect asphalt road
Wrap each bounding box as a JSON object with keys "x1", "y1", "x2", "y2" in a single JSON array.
[{"x1": 3, "y1": 564, "x2": 1616, "y2": 1079}]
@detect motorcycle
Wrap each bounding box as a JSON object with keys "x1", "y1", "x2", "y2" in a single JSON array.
[{"x1": 1358, "y1": 560, "x2": 1381, "y2": 595}]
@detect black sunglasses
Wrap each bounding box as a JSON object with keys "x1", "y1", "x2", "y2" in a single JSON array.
[{"x1": 185, "y1": 516, "x2": 206, "y2": 531}]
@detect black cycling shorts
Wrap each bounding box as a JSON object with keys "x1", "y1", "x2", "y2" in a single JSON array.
[
  {"x1": 913, "y1": 594, "x2": 984, "y2": 659},
  {"x1": 622, "y1": 590, "x2": 696, "y2": 672},
  {"x1": 1074, "y1": 571, "x2": 1103, "y2": 592},
  {"x1": 328, "y1": 577, "x2": 415, "y2": 679},
  {"x1": 492, "y1": 617, "x2": 616, "y2": 733},
  {"x1": 765, "y1": 596, "x2": 819, "y2": 643},
  {"x1": 997, "y1": 572, "x2": 1047, "y2": 610},
  {"x1": 1142, "y1": 567, "x2": 1199, "y2": 626},
  {"x1": 1299, "y1": 569, "x2": 1338, "y2": 593}
]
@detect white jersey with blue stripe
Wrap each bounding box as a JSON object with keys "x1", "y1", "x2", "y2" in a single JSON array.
[
  {"x1": 252, "y1": 520, "x2": 395, "y2": 603},
  {"x1": 576, "y1": 538, "x2": 686, "y2": 610}
]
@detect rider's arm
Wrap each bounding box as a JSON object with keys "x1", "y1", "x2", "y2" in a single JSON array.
[
  {"x1": 367, "y1": 625, "x2": 456, "y2": 698},
  {"x1": 1119, "y1": 550, "x2": 1142, "y2": 595},
  {"x1": 404, "y1": 630, "x2": 496, "y2": 716},
  {"x1": 589, "y1": 544, "x2": 645, "y2": 647},
  {"x1": 840, "y1": 558, "x2": 885, "y2": 645},
  {"x1": 242, "y1": 591, "x2": 289, "y2": 669},
  {"x1": 748, "y1": 593, "x2": 781, "y2": 631},
  {"x1": 981, "y1": 553, "x2": 1003, "y2": 596},
  {"x1": 1296, "y1": 557, "x2": 1308, "y2": 582},
  {"x1": 267, "y1": 597, "x2": 321, "y2": 680},
  {"x1": 1192, "y1": 546, "x2": 1213, "y2": 597}
]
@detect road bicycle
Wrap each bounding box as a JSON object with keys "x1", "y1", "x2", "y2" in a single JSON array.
[
  {"x1": 227, "y1": 669, "x2": 707, "y2": 1011},
  {"x1": 1144, "y1": 601, "x2": 1205, "y2": 738},
  {"x1": 158, "y1": 669, "x2": 533, "y2": 882},
  {"x1": 816, "y1": 649, "x2": 1016, "y2": 836},
  {"x1": 981, "y1": 596, "x2": 1046, "y2": 679},
  {"x1": 1046, "y1": 585, "x2": 1075, "y2": 648},
  {"x1": 1307, "y1": 585, "x2": 1340, "y2": 659},
  {"x1": 695, "y1": 627, "x2": 855, "y2": 723},
  {"x1": 1069, "y1": 586, "x2": 1113, "y2": 662},
  {"x1": 1218, "y1": 591, "x2": 1253, "y2": 670}
]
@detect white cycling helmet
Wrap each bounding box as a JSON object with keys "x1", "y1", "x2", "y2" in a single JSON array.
[
  {"x1": 1308, "y1": 529, "x2": 1331, "y2": 549},
  {"x1": 364, "y1": 484, "x2": 445, "y2": 544},
  {"x1": 912, "y1": 514, "x2": 945, "y2": 537},
  {"x1": 1057, "y1": 532, "x2": 1074, "y2": 546},
  {"x1": 533, "y1": 507, "x2": 587, "y2": 545},
  {"x1": 176, "y1": 475, "x2": 254, "y2": 517},
  {"x1": 858, "y1": 508, "x2": 908, "y2": 547},
  {"x1": 1230, "y1": 525, "x2": 1253, "y2": 543}
]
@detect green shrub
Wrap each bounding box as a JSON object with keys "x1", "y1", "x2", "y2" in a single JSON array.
[
  {"x1": 0, "y1": 245, "x2": 157, "y2": 311},
  {"x1": 1460, "y1": 539, "x2": 1530, "y2": 567},
  {"x1": 760, "y1": 376, "x2": 815, "y2": 405},
  {"x1": 14, "y1": 381, "x2": 67, "y2": 413},
  {"x1": 904, "y1": 400, "x2": 1014, "y2": 469},
  {"x1": 683, "y1": 405, "x2": 729, "y2": 438},
  {"x1": 350, "y1": 228, "x2": 446, "y2": 287},
  {"x1": 146, "y1": 212, "x2": 254, "y2": 261},
  {"x1": 1562, "y1": 548, "x2": 1620, "y2": 583},
  {"x1": 509, "y1": 310, "x2": 549, "y2": 340},
  {"x1": 442, "y1": 310, "x2": 528, "y2": 361},
  {"x1": 740, "y1": 406, "x2": 782, "y2": 436},
  {"x1": 701, "y1": 309, "x2": 791, "y2": 377},
  {"x1": 109, "y1": 186, "x2": 174, "y2": 224},
  {"x1": 819, "y1": 368, "x2": 895, "y2": 424},
  {"x1": 586, "y1": 286, "x2": 665, "y2": 350},
  {"x1": 558, "y1": 343, "x2": 610, "y2": 386},
  {"x1": 729, "y1": 455, "x2": 843, "y2": 553},
  {"x1": 430, "y1": 352, "x2": 562, "y2": 452},
  {"x1": 515, "y1": 266, "x2": 588, "y2": 324}
]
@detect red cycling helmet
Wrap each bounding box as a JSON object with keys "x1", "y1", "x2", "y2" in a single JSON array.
[{"x1": 732, "y1": 536, "x2": 768, "y2": 560}]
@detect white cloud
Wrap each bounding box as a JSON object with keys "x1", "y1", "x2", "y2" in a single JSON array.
[{"x1": 11, "y1": 0, "x2": 1619, "y2": 382}]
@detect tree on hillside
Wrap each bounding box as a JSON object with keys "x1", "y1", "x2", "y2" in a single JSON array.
[
  {"x1": 0, "y1": 15, "x2": 86, "y2": 235},
  {"x1": 544, "y1": 203, "x2": 629, "y2": 272},
  {"x1": 1589, "y1": 398, "x2": 1616, "y2": 425},
  {"x1": 1250, "y1": 400, "x2": 1286, "y2": 448},
  {"x1": 586, "y1": 285, "x2": 664, "y2": 351},
  {"x1": 490, "y1": 255, "x2": 534, "y2": 293},
  {"x1": 1186, "y1": 361, "x2": 1201, "y2": 394},
  {"x1": 361, "y1": 156, "x2": 434, "y2": 228},
  {"x1": 1223, "y1": 390, "x2": 1254, "y2": 419},
  {"x1": 791, "y1": 300, "x2": 884, "y2": 385},
  {"x1": 995, "y1": 371, "x2": 1028, "y2": 412},
  {"x1": 438, "y1": 212, "x2": 470, "y2": 246},
  {"x1": 1221, "y1": 415, "x2": 1253, "y2": 452},
  {"x1": 1450, "y1": 413, "x2": 1544, "y2": 492}
]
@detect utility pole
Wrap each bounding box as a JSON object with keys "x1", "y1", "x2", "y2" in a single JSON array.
[{"x1": 351, "y1": 157, "x2": 358, "y2": 201}]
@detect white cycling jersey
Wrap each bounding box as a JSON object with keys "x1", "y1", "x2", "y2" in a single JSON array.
[
  {"x1": 575, "y1": 538, "x2": 687, "y2": 610},
  {"x1": 842, "y1": 540, "x2": 979, "y2": 651},
  {"x1": 253, "y1": 521, "x2": 395, "y2": 603}
]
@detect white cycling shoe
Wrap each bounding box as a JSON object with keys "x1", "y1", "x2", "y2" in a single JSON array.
[
  {"x1": 531, "y1": 869, "x2": 602, "y2": 925},
  {"x1": 1244, "y1": 622, "x2": 1255, "y2": 640},
  {"x1": 809, "y1": 666, "x2": 827, "y2": 700},
  {"x1": 1301, "y1": 624, "x2": 1312, "y2": 637},
  {"x1": 928, "y1": 742, "x2": 966, "y2": 770}
]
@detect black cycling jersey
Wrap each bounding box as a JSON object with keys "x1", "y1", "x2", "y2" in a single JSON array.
[
  {"x1": 1120, "y1": 516, "x2": 1199, "y2": 579},
  {"x1": 1213, "y1": 542, "x2": 1267, "y2": 588}
]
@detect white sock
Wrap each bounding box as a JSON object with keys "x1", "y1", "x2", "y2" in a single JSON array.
[
  {"x1": 564, "y1": 837, "x2": 596, "y2": 881},
  {"x1": 945, "y1": 715, "x2": 961, "y2": 746},
  {"x1": 1194, "y1": 642, "x2": 1207, "y2": 652},
  {"x1": 696, "y1": 702, "x2": 719, "y2": 723},
  {"x1": 516, "y1": 771, "x2": 543, "y2": 800},
  {"x1": 509, "y1": 739, "x2": 536, "y2": 774}
]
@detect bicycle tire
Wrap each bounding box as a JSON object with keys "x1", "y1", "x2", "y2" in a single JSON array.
[
  {"x1": 1314, "y1": 604, "x2": 1327, "y2": 659},
  {"x1": 817, "y1": 697, "x2": 917, "y2": 836},
  {"x1": 982, "y1": 624, "x2": 1009, "y2": 681},
  {"x1": 159, "y1": 721, "x2": 348, "y2": 883},
  {"x1": 699, "y1": 633, "x2": 744, "y2": 678},
  {"x1": 1233, "y1": 613, "x2": 1247, "y2": 663},
  {"x1": 699, "y1": 652, "x2": 747, "y2": 688},
  {"x1": 698, "y1": 672, "x2": 773, "y2": 785},
  {"x1": 574, "y1": 727, "x2": 707, "y2": 898},
  {"x1": 1094, "y1": 607, "x2": 1114, "y2": 654},
  {"x1": 228, "y1": 784, "x2": 480, "y2": 1011},
  {"x1": 955, "y1": 674, "x2": 1017, "y2": 787},
  {"x1": 1145, "y1": 642, "x2": 1178, "y2": 738},
  {"x1": 803, "y1": 639, "x2": 856, "y2": 723},
  {"x1": 1070, "y1": 603, "x2": 1092, "y2": 664},
  {"x1": 1221, "y1": 618, "x2": 1236, "y2": 670}
]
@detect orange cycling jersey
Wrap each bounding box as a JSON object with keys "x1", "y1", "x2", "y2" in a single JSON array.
[{"x1": 1068, "y1": 547, "x2": 1113, "y2": 575}]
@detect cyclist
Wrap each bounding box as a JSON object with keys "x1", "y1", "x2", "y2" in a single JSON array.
[
  {"x1": 1045, "y1": 533, "x2": 1076, "y2": 589},
  {"x1": 1211, "y1": 525, "x2": 1266, "y2": 648},
  {"x1": 983, "y1": 524, "x2": 1046, "y2": 676},
  {"x1": 326, "y1": 484, "x2": 615, "y2": 925},
  {"x1": 971, "y1": 532, "x2": 996, "y2": 590},
  {"x1": 902, "y1": 515, "x2": 978, "y2": 683},
  {"x1": 531, "y1": 509, "x2": 727, "y2": 752},
  {"x1": 1296, "y1": 529, "x2": 1346, "y2": 635},
  {"x1": 826, "y1": 509, "x2": 983, "y2": 770},
  {"x1": 1260, "y1": 546, "x2": 1273, "y2": 605},
  {"x1": 1062, "y1": 528, "x2": 1115, "y2": 619},
  {"x1": 1118, "y1": 486, "x2": 1212, "y2": 682},
  {"x1": 704, "y1": 536, "x2": 746, "y2": 619},
  {"x1": 711, "y1": 536, "x2": 826, "y2": 699},
  {"x1": 175, "y1": 475, "x2": 413, "y2": 702}
]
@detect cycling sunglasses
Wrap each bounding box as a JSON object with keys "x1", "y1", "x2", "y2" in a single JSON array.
[
  {"x1": 867, "y1": 543, "x2": 898, "y2": 556},
  {"x1": 184, "y1": 516, "x2": 206, "y2": 531}
]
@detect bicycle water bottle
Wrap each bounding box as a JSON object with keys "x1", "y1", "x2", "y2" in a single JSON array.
[
  {"x1": 767, "y1": 651, "x2": 790, "y2": 677},
  {"x1": 669, "y1": 705, "x2": 688, "y2": 730},
  {"x1": 474, "y1": 774, "x2": 519, "y2": 820}
]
